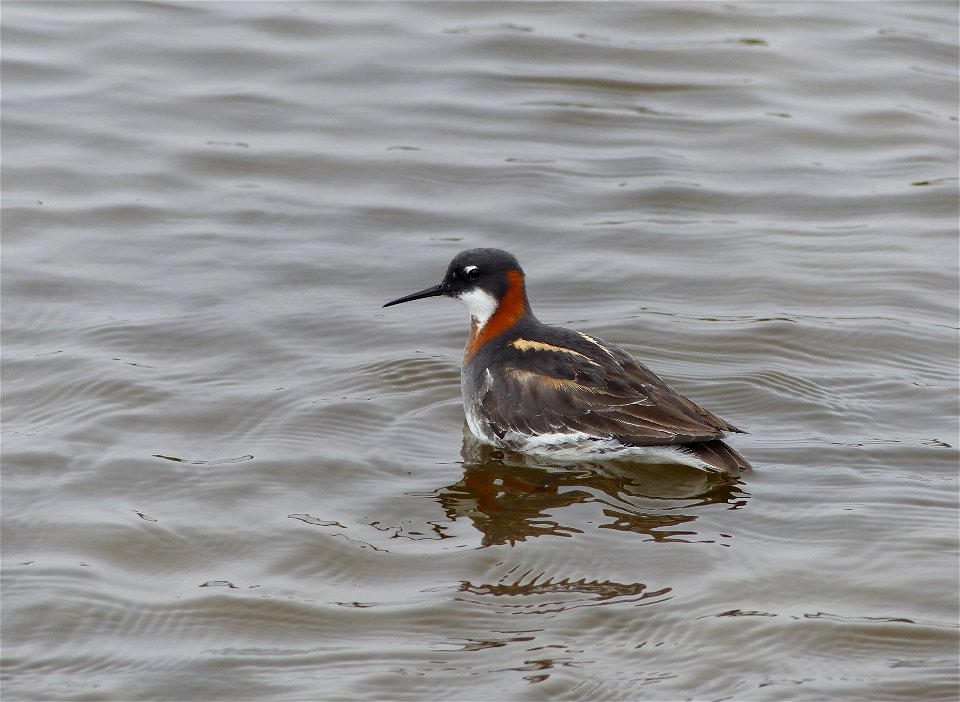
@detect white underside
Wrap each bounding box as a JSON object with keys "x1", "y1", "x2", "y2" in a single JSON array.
[
  {"x1": 463, "y1": 414, "x2": 719, "y2": 471},
  {"x1": 504, "y1": 431, "x2": 717, "y2": 469}
]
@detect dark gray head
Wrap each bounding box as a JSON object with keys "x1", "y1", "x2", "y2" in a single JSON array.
[{"x1": 383, "y1": 249, "x2": 528, "y2": 322}]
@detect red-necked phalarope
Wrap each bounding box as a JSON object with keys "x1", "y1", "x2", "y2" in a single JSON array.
[{"x1": 384, "y1": 248, "x2": 750, "y2": 473}]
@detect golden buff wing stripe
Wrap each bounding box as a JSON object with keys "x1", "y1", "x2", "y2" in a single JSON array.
[
  {"x1": 505, "y1": 367, "x2": 606, "y2": 394},
  {"x1": 510, "y1": 338, "x2": 602, "y2": 365}
]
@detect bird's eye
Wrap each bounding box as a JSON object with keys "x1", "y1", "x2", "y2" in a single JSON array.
[{"x1": 465, "y1": 266, "x2": 480, "y2": 280}]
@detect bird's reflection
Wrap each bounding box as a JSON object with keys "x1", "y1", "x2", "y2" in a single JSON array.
[{"x1": 435, "y1": 431, "x2": 749, "y2": 547}]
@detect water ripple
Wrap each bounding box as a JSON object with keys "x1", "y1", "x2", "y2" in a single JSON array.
[{"x1": 2, "y1": 2, "x2": 957, "y2": 700}]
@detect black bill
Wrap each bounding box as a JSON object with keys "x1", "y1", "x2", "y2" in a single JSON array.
[{"x1": 383, "y1": 282, "x2": 449, "y2": 308}]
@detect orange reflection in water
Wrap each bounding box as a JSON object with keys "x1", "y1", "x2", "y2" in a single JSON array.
[{"x1": 435, "y1": 432, "x2": 749, "y2": 547}]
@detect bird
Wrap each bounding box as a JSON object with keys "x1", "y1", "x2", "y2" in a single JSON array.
[{"x1": 383, "y1": 248, "x2": 751, "y2": 473}]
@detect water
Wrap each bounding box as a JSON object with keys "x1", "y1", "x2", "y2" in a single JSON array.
[{"x1": 2, "y1": 2, "x2": 958, "y2": 700}]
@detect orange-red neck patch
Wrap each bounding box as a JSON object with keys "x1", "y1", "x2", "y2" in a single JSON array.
[{"x1": 465, "y1": 269, "x2": 527, "y2": 360}]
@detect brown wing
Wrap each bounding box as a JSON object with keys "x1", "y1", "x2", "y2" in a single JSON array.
[{"x1": 480, "y1": 335, "x2": 742, "y2": 446}]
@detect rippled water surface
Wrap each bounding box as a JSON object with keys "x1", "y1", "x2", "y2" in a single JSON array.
[{"x1": 3, "y1": 2, "x2": 958, "y2": 700}]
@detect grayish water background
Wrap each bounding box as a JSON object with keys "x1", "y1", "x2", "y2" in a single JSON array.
[{"x1": 2, "y1": 2, "x2": 958, "y2": 700}]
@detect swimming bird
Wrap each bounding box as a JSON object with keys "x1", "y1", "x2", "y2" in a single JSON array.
[{"x1": 383, "y1": 248, "x2": 750, "y2": 472}]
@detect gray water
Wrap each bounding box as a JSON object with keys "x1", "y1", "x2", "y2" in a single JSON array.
[{"x1": 2, "y1": 2, "x2": 958, "y2": 700}]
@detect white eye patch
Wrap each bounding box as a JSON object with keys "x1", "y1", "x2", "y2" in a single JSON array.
[{"x1": 464, "y1": 265, "x2": 478, "y2": 274}]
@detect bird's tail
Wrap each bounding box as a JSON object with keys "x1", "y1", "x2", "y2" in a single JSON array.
[{"x1": 688, "y1": 440, "x2": 752, "y2": 473}]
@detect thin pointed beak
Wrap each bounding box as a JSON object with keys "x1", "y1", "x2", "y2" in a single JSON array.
[{"x1": 383, "y1": 282, "x2": 449, "y2": 308}]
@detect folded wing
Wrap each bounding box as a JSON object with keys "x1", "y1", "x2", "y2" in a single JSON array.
[{"x1": 481, "y1": 333, "x2": 743, "y2": 446}]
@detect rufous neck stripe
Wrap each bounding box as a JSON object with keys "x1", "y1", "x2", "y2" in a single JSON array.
[{"x1": 465, "y1": 269, "x2": 526, "y2": 359}]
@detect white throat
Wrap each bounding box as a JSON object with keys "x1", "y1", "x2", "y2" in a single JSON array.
[{"x1": 457, "y1": 288, "x2": 498, "y2": 330}]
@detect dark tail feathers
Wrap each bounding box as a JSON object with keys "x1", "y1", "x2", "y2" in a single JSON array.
[{"x1": 689, "y1": 440, "x2": 752, "y2": 473}]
